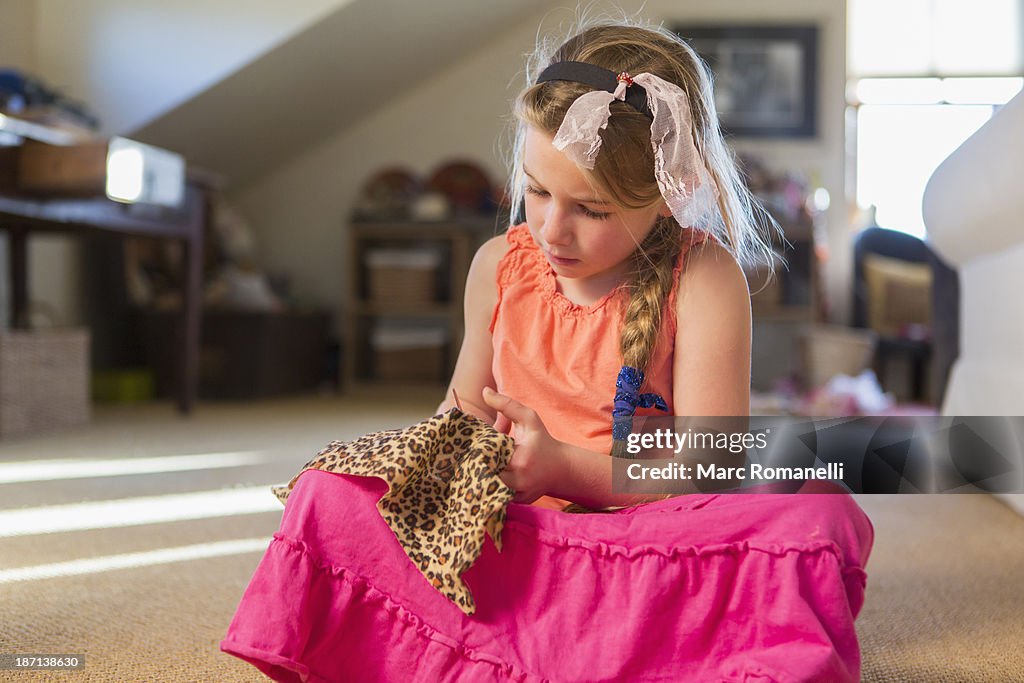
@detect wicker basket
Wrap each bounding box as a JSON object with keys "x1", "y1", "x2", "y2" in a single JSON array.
[
  {"x1": 365, "y1": 249, "x2": 442, "y2": 304},
  {"x1": 0, "y1": 328, "x2": 90, "y2": 438},
  {"x1": 799, "y1": 324, "x2": 877, "y2": 390}
]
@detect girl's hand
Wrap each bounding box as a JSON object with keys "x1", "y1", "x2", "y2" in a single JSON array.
[{"x1": 482, "y1": 387, "x2": 566, "y2": 505}]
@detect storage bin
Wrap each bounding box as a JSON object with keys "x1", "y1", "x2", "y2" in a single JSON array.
[
  {"x1": 365, "y1": 248, "x2": 443, "y2": 304},
  {"x1": 799, "y1": 324, "x2": 877, "y2": 389},
  {"x1": 92, "y1": 368, "x2": 155, "y2": 403},
  {"x1": 0, "y1": 328, "x2": 90, "y2": 438},
  {"x1": 372, "y1": 327, "x2": 447, "y2": 382}
]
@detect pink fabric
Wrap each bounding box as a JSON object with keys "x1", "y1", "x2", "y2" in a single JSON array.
[{"x1": 222, "y1": 470, "x2": 872, "y2": 682}]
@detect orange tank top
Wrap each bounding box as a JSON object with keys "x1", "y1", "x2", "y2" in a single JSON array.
[{"x1": 489, "y1": 223, "x2": 707, "y2": 509}]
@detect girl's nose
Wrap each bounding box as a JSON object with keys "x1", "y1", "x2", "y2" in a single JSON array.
[{"x1": 540, "y1": 204, "x2": 573, "y2": 246}]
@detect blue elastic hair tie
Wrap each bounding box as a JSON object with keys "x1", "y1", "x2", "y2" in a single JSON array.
[{"x1": 612, "y1": 366, "x2": 668, "y2": 442}]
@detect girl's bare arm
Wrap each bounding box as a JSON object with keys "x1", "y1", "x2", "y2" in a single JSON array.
[
  {"x1": 672, "y1": 239, "x2": 752, "y2": 419},
  {"x1": 435, "y1": 234, "x2": 510, "y2": 423}
]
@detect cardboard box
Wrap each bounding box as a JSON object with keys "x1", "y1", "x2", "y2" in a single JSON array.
[
  {"x1": 799, "y1": 324, "x2": 877, "y2": 389},
  {"x1": 17, "y1": 140, "x2": 108, "y2": 194}
]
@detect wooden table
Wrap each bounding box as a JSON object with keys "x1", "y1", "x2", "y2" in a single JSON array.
[{"x1": 0, "y1": 184, "x2": 208, "y2": 414}]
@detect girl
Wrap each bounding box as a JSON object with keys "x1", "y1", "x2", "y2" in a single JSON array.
[{"x1": 223, "y1": 18, "x2": 873, "y2": 683}]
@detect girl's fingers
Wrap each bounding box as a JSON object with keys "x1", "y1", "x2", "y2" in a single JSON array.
[
  {"x1": 494, "y1": 411, "x2": 512, "y2": 435},
  {"x1": 482, "y1": 387, "x2": 536, "y2": 427}
]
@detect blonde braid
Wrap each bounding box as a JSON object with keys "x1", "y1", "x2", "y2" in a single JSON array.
[
  {"x1": 610, "y1": 216, "x2": 683, "y2": 458},
  {"x1": 620, "y1": 216, "x2": 683, "y2": 370}
]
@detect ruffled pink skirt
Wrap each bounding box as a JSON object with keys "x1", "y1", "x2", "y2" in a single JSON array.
[{"x1": 221, "y1": 471, "x2": 873, "y2": 682}]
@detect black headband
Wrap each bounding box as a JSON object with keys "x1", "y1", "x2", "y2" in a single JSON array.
[{"x1": 536, "y1": 61, "x2": 652, "y2": 119}]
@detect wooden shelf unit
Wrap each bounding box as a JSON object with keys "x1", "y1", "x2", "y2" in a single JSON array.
[
  {"x1": 343, "y1": 219, "x2": 497, "y2": 392},
  {"x1": 746, "y1": 211, "x2": 828, "y2": 392},
  {"x1": 749, "y1": 214, "x2": 822, "y2": 323}
]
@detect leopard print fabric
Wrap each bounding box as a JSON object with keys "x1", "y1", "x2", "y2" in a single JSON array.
[{"x1": 272, "y1": 408, "x2": 515, "y2": 615}]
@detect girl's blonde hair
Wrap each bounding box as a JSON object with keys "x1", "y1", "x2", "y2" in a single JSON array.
[{"x1": 509, "y1": 16, "x2": 778, "y2": 376}]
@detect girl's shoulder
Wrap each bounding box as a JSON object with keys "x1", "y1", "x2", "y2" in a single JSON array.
[
  {"x1": 476, "y1": 231, "x2": 513, "y2": 264},
  {"x1": 467, "y1": 232, "x2": 511, "y2": 291},
  {"x1": 466, "y1": 226, "x2": 532, "y2": 301},
  {"x1": 674, "y1": 234, "x2": 750, "y2": 321},
  {"x1": 678, "y1": 235, "x2": 745, "y2": 287}
]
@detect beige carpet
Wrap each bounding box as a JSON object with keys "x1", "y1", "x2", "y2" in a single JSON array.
[
  {"x1": 856, "y1": 494, "x2": 1024, "y2": 682},
  {"x1": 1, "y1": 396, "x2": 1021, "y2": 682}
]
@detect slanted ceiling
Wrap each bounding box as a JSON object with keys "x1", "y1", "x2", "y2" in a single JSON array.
[{"x1": 133, "y1": 0, "x2": 551, "y2": 191}]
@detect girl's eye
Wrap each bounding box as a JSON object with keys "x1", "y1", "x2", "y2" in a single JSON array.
[
  {"x1": 581, "y1": 206, "x2": 611, "y2": 220},
  {"x1": 526, "y1": 185, "x2": 610, "y2": 220}
]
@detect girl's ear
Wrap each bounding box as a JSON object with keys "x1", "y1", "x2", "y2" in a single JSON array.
[{"x1": 657, "y1": 201, "x2": 673, "y2": 218}]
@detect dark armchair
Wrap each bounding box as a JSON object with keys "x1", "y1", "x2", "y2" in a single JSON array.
[{"x1": 852, "y1": 226, "x2": 958, "y2": 404}]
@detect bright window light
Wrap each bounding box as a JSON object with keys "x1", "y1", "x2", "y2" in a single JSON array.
[
  {"x1": 856, "y1": 78, "x2": 943, "y2": 105},
  {"x1": 857, "y1": 77, "x2": 1024, "y2": 105},
  {"x1": 942, "y1": 77, "x2": 1024, "y2": 104},
  {"x1": 850, "y1": 0, "x2": 1022, "y2": 77},
  {"x1": 856, "y1": 104, "x2": 995, "y2": 238},
  {"x1": 849, "y1": 0, "x2": 1021, "y2": 238},
  {"x1": 932, "y1": 0, "x2": 1022, "y2": 75},
  {"x1": 849, "y1": 0, "x2": 933, "y2": 76}
]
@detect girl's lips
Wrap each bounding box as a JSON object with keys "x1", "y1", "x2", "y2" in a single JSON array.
[{"x1": 546, "y1": 251, "x2": 580, "y2": 266}]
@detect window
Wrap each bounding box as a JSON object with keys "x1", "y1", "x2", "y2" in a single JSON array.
[{"x1": 848, "y1": 0, "x2": 1023, "y2": 237}]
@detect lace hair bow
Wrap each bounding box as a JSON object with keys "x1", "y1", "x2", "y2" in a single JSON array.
[{"x1": 536, "y1": 61, "x2": 720, "y2": 229}]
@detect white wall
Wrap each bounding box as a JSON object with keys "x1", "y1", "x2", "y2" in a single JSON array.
[
  {"x1": 233, "y1": 0, "x2": 849, "y2": 333},
  {"x1": 33, "y1": 0, "x2": 351, "y2": 136},
  {"x1": 0, "y1": 0, "x2": 36, "y2": 66}
]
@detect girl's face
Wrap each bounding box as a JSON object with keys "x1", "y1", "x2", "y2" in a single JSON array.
[{"x1": 522, "y1": 126, "x2": 665, "y2": 289}]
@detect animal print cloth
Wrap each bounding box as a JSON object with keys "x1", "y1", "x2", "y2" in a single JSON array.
[{"x1": 272, "y1": 408, "x2": 515, "y2": 615}]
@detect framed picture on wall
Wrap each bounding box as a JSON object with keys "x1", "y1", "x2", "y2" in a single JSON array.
[{"x1": 674, "y1": 24, "x2": 819, "y2": 138}]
